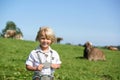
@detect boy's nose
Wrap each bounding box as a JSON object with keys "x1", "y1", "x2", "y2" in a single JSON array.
[{"x1": 44, "y1": 39, "x2": 48, "y2": 42}]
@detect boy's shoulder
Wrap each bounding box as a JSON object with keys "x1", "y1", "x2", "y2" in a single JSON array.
[
  {"x1": 30, "y1": 49, "x2": 40, "y2": 54},
  {"x1": 51, "y1": 49, "x2": 60, "y2": 56},
  {"x1": 50, "y1": 49, "x2": 57, "y2": 53}
]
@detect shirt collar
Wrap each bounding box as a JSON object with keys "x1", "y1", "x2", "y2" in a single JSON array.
[{"x1": 36, "y1": 45, "x2": 52, "y2": 53}]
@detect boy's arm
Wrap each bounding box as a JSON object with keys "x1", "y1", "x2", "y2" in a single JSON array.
[
  {"x1": 26, "y1": 64, "x2": 44, "y2": 71},
  {"x1": 51, "y1": 64, "x2": 61, "y2": 69}
]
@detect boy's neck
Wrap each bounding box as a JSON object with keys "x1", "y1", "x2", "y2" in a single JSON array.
[{"x1": 40, "y1": 45, "x2": 49, "y2": 53}]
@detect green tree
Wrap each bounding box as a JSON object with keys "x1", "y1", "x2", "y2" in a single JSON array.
[
  {"x1": 2, "y1": 21, "x2": 16, "y2": 35},
  {"x1": 16, "y1": 27, "x2": 23, "y2": 36},
  {"x1": 1, "y1": 21, "x2": 23, "y2": 38}
]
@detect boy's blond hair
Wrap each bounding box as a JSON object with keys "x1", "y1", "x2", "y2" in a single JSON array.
[{"x1": 36, "y1": 26, "x2": 56, "y2": 43}]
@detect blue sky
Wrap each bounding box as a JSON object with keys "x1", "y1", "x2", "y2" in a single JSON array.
[{"x1": 0, "y1": 0, "x2": 120, "y2": 46}]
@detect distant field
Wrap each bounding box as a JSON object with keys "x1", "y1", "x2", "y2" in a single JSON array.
[{"x1": 0, "y1": 38, "x2": 120, "y2": 80}]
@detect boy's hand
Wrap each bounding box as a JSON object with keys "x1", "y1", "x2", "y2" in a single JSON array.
[
  {"x1": 37, "y1": 64, "x2": 44, "y2": 71},
  {"x1": 51, "y1": 64, "x2": 60, "y2": 69}
]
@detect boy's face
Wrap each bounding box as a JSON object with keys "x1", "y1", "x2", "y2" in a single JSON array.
[{"x1": 39, "y1": 36, "x2": 52, "y2": 49}]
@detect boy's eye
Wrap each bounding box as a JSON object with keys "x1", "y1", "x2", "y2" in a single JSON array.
[
  {"x1": 40, "y1": 37, "x2": 51, "y2": 40},
  {"x1": 40, "y1": 37, "x2": 45, "y2": 39},
  {"x1": 41, "y1": 38, "x2": 45, "y2": 39},
  {"x1": 47, "y1": 38, "x2": 51, "y2": 40}
]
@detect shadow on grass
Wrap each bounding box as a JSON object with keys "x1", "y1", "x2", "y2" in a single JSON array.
[
  {"x1": 75, "y1": 56, "x2": 87, "y2": 59},
  {"x1": 100, "y1": 74, "x2": 113, "y2": 80}
]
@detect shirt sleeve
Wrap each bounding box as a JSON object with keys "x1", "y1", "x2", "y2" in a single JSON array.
[
  {"x1": 52, "y1": 50, "x2": 62, "y2": 64},
  {"x1": 25, "y1": 50, "x2": 35, "y2": 66}
]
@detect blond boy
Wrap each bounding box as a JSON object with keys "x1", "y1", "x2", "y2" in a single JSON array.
[{"x1": 26, "y1": 27, "x2": 62, "y2": 80}]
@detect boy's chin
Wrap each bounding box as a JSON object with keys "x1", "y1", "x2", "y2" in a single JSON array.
[{"x1": 41, "y1": 45, "x2": 49, "y2": 48}]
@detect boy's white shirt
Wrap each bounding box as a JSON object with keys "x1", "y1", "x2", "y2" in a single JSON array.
[{"x1": 26, "y1": 46, "x2": 61, "y2": 75}]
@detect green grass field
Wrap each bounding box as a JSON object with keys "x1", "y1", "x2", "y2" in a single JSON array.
[{"x1": 0, "y1": 38, "x2": 120, "y2": 80}]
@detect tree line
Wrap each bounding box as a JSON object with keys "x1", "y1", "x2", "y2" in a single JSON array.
[
  {"x1": 0, "y1": 21, "x2": 23, "y2": 39},
  {"x1": 0, "y1": 21, "x2": 63, "y2": 43}
]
